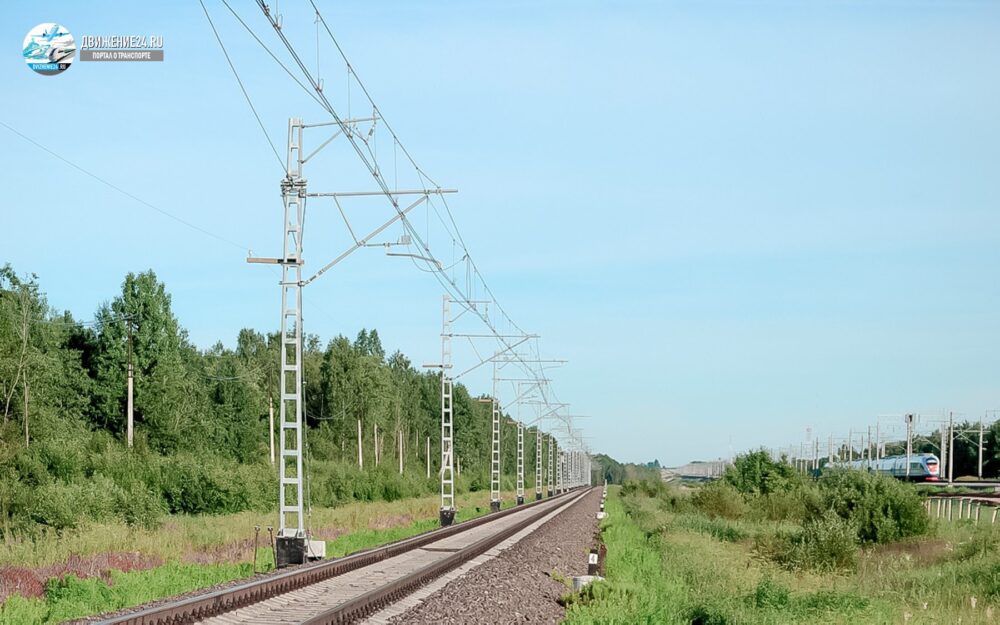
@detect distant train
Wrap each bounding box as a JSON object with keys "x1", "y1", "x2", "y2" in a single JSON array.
[{"x1": 844, "y1": 453, "x2": 940, "y2": 481}]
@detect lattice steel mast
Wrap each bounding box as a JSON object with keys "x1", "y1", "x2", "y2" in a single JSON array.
[
  {"x1": 516, "y1": 420, "x2": 525, "y2": 504},
  {"x1": 277, "y1": 120, "x2": 306, "y2": 543},
  {"x1": 490, "y1": 361, "x2": 502, "y2": 512},
  {"x1": 548, "y1": 435, "x2": 555, "y2": 496},
  {"x1": 439, "y1": 295, "x2": 456, "y2": 525},
  {"x1": 535, "y1": 425, "x2": 543, "y2": 500}
]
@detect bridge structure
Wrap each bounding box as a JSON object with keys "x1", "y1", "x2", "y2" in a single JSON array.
[{"x1": 662, "y1": 459, "x2": 730, "y2": 482}]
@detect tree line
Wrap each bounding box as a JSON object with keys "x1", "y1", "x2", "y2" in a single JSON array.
[
  {"x1": 0, "y1": 265, "x2": 570, "y2": 534},
  {"x1": 590, "y1": 453, "x2": 661, "y2": 485}
]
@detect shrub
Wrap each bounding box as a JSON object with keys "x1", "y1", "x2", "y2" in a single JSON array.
[
  {"x1": 746, "y1": 487, "x2": 819, "y2": 522},
  {"x1": 757, "y1": 511, "x2": 857, "y2": 571},
  {"x1": 12, "y1": 451, "x2": 52, "y2": 489},
  {"x1": 114, "y1": 481, "x2": 166, "y2": 529},
  {"x1": 798, "y1": 510, "x2": 859, "y2": 570},
  {"x1": 35, "y1": 437, "x2": 87, "y2": 483},
  {"x1": 957, "y1": 560, "x2": 1000, "y2": 599},
  {"x1": 723, "y1": 450, "x2": 799, "y2": 496},
  {"x1": 620, "y1": 479, "x2": 694, "y2": 514},
  {"x1": 23, "y1": 475, "x2": 131, "y2": 530},
  {"x1": 687, "y1": 602, "x2": 731, "y2": 625},
  {"x1": 24, "y1": 482, "x2": 88, "y2": 530},
  {"x1": 955, "y1": 524, "x2": 1000, "y2": 560},
  {"x1": 750, "y1": 577, "x2": 790, "y2": 609},
  {"x1": 621, "y1": 479, "x2": 670, "y2": 499},
  {"x1": 816, "y1": 469, "x2": 929, "y2": 543},
  {"x1": 656, "y1": 490, "x2": 694, "y2": 514},
  {"x1": 310, "y1": 462, "x2": 436, "y2": 507},
  {"x1": 158, "y1": 454, "x2": 272, "y2": 515},
  {"x1": 691, "y1": 481, "x2": 747, "y2": 520}
]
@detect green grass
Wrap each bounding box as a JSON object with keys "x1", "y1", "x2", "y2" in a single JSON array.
[
  {"x1": 562, "y1": 489, "x2": 686, "y2": 624},
  {"x1": 0, "y1": 488, "x2": 526, "y2": 624},
  {"x1": 1, "y1": 562, "x2": 252, "y2": 625},
  {"x1": 322, "y1": 494, "x2": 519, "y2": 557},
  {"x1": 564, "y1": 485, "x2": 1000, "y2": 624},
  {"x1": 324, "y1": 519, "x2": 442, "y2": 557},
  {"x1": 0, "y1": 489, "x2": 519, "y2": 568}
]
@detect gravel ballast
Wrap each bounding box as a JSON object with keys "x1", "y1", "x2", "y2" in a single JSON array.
[{"x1": 385, "y1": 488, "x2": 602, "y2": 625}]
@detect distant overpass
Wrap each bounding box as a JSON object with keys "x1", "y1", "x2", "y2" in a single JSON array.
[{"x1": 662, "y1": 460, "x2": 730, "y2": 481}]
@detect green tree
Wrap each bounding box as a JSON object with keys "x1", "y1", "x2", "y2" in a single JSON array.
[
  {"x1": 724, "y1": 449, "x2": 799, "y2": 495},
  {"x1": 91, "y1": 270, "x2": 198, "y2": 452},
  {"x1": 0, "y1": 266, "x2": 43, "y2": 428}
]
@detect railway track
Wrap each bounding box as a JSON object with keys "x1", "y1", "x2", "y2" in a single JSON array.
[{"x1": 93, "y1": 487, "x2": 592, "y2": 625}]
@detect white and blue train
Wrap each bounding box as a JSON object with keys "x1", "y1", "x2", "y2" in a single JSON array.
[{"x1": 845, "y1": 453, "x2": 940, "y2": 482}]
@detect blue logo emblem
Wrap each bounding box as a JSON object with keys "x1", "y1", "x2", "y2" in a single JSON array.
[{"x1": 23, "y1": 23, "x2": 75, "y2": 75}]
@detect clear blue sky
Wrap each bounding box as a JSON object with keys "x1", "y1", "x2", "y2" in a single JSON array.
[{"x1": 2, "y1": 1, "x2": 998, "y2": 465}]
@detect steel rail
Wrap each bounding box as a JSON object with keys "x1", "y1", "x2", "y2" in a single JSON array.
[
  {"x1": 94, "y1": 488, "x2": 587, "y2": 625},
  {"x1": 303, "y1": 486, "x2": 594, "y2": 625}
]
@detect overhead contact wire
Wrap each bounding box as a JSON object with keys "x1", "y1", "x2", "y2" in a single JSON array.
[{"x1": 200, "y1": 0, "x2": 284, "y2": 170}]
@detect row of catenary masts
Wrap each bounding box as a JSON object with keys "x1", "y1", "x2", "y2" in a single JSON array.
[
  {"x1": 260, "y1": 348, "x2": 592, "y2": 527},
  {"x1": 776, "y1": 411, "x2": 996, "y2": 480},
  {"x1": 193, "y1": 0, "x2": 594, "y2": 550},
  {"x1": 256, "y1": 117, "x2": 592, "y2": 541},
  {"x1": 434, "y1": 293, "x2": 590, "y2": 525}
]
